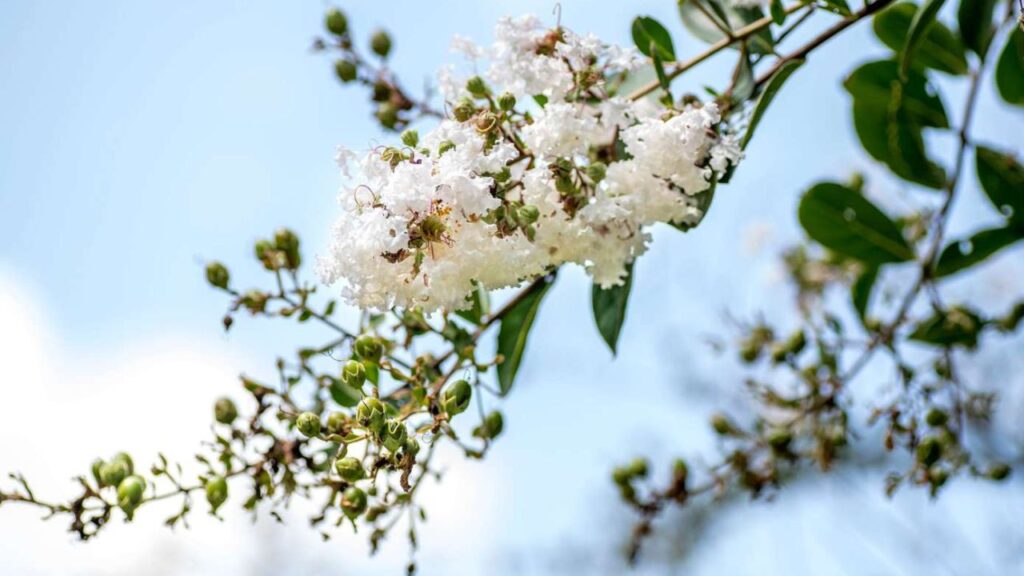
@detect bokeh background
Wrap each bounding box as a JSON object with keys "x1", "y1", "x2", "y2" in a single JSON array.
[{"x1": 2, "y1": 1, "x2": 1023, "y2": 574}]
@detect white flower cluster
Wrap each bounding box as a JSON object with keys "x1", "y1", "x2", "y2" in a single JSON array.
[{"x1": 319, "y1": 15, "x2": 741, "y2": 312}]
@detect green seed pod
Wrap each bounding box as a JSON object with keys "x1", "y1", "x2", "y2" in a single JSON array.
[
  {"x1": 296, "y1": 412, "x2": 322, "y2": 438},
  {"x1": 916, "y1": 437, "x2": 942, "y2": 466},
  {"x1": 254, "y1": 239, "x2": 275, "y2": 266},
  {"x1": 710, "y1": 412, "x2": 737, "y2": 436},
  {"x1": 988, "y1": 463, "x2": 1012, "y2": 481},
  {"x1": 335, "y1": 457, "x2": 366, "y2": 482},
  {"x1": 442, "y1": 379, "x2": 472, "y2": 417},
  {"x1": 334, "y1": 59, "x2": 357, "y2": 83},
  {"x1": 672, "y1": 458, "x2": 689, "y2": 483},
  {"x1": 611, "y1": 465, "x2": 631, "y2": 486},
  {"x1": 324, "y1": 8, "x2": 348, "y2": 36},
  {"x1": 381, "y1": 419, "x2": 408, "y2": 452},
  {"x1": 214, "y1": 397, "x2": 238, "y2": 425},
  {"x1": 516, "y1": 205, "x2": 540, "y2": 226},
  {"x1": 497, "y1": 92, "x2": 516, "y2": 111},
  {"x1": 356, "y1": 397, "x2": 386, "y2": 434},
  {"x1": 100, "y1": 455, "x2": 132, "y2": 488},
  {"x1": 586, "y1": 161, "x2": 607, "y2": 183},
  {"x1": 112, "y1": 452, "x2": 134, "y2": 474},
  {"x1": 400, "y1": 129, "x2": 419, "y2": 148},
  {"x1": 452, "y1": 98, "x2": 475, "y2": 122},
  {"x1": 341, "y1": 486, "x2": 368, "y2": 518},
  {"x1": 474, "y1": 410, "x2": 504, "y2": 439},
  {"x1": 375, "y1": 103, "x2": 399, "y2": 129},
  {"x1": 205, "y1": 475, "x2": 228, "y2": 512},
  {"x1": 341, "y1": 359, "x2": 367, "y2": 389},
  {"x1": 117, "y1": 475, "x2": 146, "y2": 516},
  {"x1": 465, "y1": 76, "x2": 488, "y2": 97},
  {"x1": 403, "y1": 437, "x2": 421, "y2": 456},
  {"x1": 204, "y1": 262, "x2": 230, "y2": 290},
  {"x1": 353, "y1": 335, "x2": 384, "y2": 364},
  {"x1": 273, "y1": 227, "x2": 301, "y2": 269},
  {"x1": 626, "y1": 458, "x2": 649, "y2": 479},
  {"x1": 91, "y1": 458, "x2": 106, "y2": 487},
  {"x1": 326, "y1": 411, "x2": 348, "y2": 435},
  {"x1": 369, "y1": 30, "x2": 392, "y2": 57},
  {"x1": 925, "y1": 408, "x2": 948, "y2": 428}
]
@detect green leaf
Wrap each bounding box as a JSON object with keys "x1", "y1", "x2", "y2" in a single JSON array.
[
  {"x1": 976, "y1": 146, "x2": 1024, "y2": 224},
  {"x1": 957, "y1": 0, "x2": 999, "y2": 56},
  {"x1": 678, "y1": 0, "x2": 775, "y2": 54},
  {"x1": 819, "y1": 0, "x2": 853, "y2": 16},
  {"x1": 769, "y1": 0, "x2": 787, "y2": 25},
  {"x1": 455, "y1": 282, "x2": 490, "y2": 325},
  {"x1": 741, "y1": 58, "x2": 805, "y2": 149},
  {"x1": 798, "y1": 182, "x2": 915, "y2": 264},
  {"x1": 852, "y1": 266, "x2": 879, "y2": 321},
  {"x1": 632, "y1": 16, "x2": 677, "y2": 61},
  {"x1": 873, "y1": 2, "x2": 968, "y2": 75},
  {"x1": 996, "y1": 28, "x2": 1024, "y2": 106},
  {"x1": 844, "y1": 60, "x2": 949, "y2": 127},
  {"x1": 935, "y1": 226, "x2": 1024, "y2": 277},
  {"x1": 329, "y1": 378, "x2": 362, "y2": 408},
  {"x1": 732, "y1": 48, "x2": 756, "y2": 103},
  {"x1": 671, "y1": 176, "x2": 718, "y2": 231},
  {"x1": 496, "y1": 275, "x2": 554, "y2": 395},
  {"x1": 909, "y1": 307, "x2": 985, "y2": 348},
  {"x1": 592, "y1": 264, "x2": 634, "y2": 355}
]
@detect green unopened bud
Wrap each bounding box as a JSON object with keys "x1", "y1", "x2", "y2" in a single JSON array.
[
  {"x1": 586, "y1": 161, "x2": 607, "y2": 183},
  {"x1": 516, "y1": 205, "x2": 540, "y2": 226},
  {"x1": 354, "y1": 335, "x2": 384, "y2": 364},
  {"x1": 474, "y1": 410, "x2": 504, "y2": 440},
  {"x1": 672, "y1": 458, "x2": 689, "y2": 483},
  {"x1": 117, "y1": 475, "x2": 146, "y2": 517},
  {"x1": 369, "y1": 30, "x2": 392, "y2": 57},
  {"x1": 274, "y1": 227, "x2": 301, "y2": 269},
  {"x1": 356, "y1": 397, "x2": 386, "y2": 434},
  {"x1": 100, "y1": 460, "x2": 129, "y2": 488},
  {"x1": 381, "y1": 419, "x2": 408, "y2": 452},
  {"x1": 296, "y1": 412, "x2": 322, "y2": 438},
  {"x1": 334, "y1": 457, "x2": 366, "y2": 482},
  {"x1": 214, "y1": 397, "x2": 238, "y2": 425},
  {"x1": 112, "y1": 452, "x2": 133, "y2": 474},
  {"x1": 205, "y1": 475, "x2": 228, "y2": 512},
  {"x1": 916, "y1": 436, "x2": 942, "y2": 466},
  {"x1": 334, "y1": 59, "x2": 357, "y2": 83},
  {"x1": 324, "y1": 8, "x2": 348, "y2": 36},
  {"x1": 326, "y1": 411, "x2": 348, "y2": 434},
  {"x1": 254, "y1": 239, "x2": 274, "y2": 265},
  {"x1": 341, "y1": 359, "x2": 367, "y2": 388},
  {"x1": 988, "y1": 463, "x2": 1012, "y2": 481},
  {"x1": 342, "y1": 486, "x2": 368, "y2": 518},
  {"x1": 497, "y1": 92, "x2": 516, "y2": 111},
  {"x1": 371, "y1": 81, "x2": 391, "y2": 102},
  {"x1": 205, "y1": 262, "x2": 230, "y2": 290},
  {"x1": 611, "y1": 466, "x2": 631, "y2": 486},
  {"x1": 453, "y1": 98, "x2": 475, "y2": 122},
  {"x1": 711, "y1": 412, "x2": 737, "y2": 436},
  {"x1": 442, "y1": 379, "x2": 472, "y2": 417},
  {"x1": 925, "y1": 408, "x2": 948, "y2": 428},
  {"x1": 403, "y1": 437, "x2": 421, "y2": 456},
  {"x1": 626, "y1": 458, "x2": 649, "y2": 478},
  {"x1": 466, "y1": 76, "x2": 488, "y2": 97},
  {"x1": 400, "y1": 129, "x2": 419, "y2": 147},
  {"x1": 376, "y1": 102, "x2": 399, "y2": 129},
  {"x1": 91, "y1": 458, "x2": 106, "y2": 487},
  {"x1": 242, "y1": 289, "x2": 268, "y2": 314}
]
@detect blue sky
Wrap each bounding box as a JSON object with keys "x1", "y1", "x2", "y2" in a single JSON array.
[{"x1": 1, "y1": 1, "x2": 1023, "y2": 575}]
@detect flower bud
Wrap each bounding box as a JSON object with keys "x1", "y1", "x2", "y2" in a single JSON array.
[
  {"x1": 205, "y1": 262, "x2": 230, "y2": 290},
  {"x1": 586, "y1": 161, "x2": 607, "y2": 183},
  {"x1": 611, "y1": 465, "x2": 631, "y2": 486},
  {"x1": 988, "y1": 463, "x2": 1012, "y2": 481},
  {"x1": 334, "y1": 59, "x2": 357, "y2": 83},
  {"x1": 381, "y1": 419, "x2": 408, "y2": 452},
  {"x1": 112, "y1": 452, "x2": 134, "y2": 474},
  {"x1": 254, "y1": 239, "x2": 275, "y2": 266},
  {"x1": 403, "y1": 437, "x2": 421, "y2": 456},
  {"x1": 341, "y1": 359, "x2": 367, "y2": 389},
  {"x1": 497, "y1": 92, "x2": 516, "y2": 111},
  {"x1": 925, "y1": 408, "x2": 948, "y2": 428},
  {"x1": 354, "y1": 335, "x2": 384, "y2": 364},
  {"x1": 916, "y1": 436, "x2": 942, "y2": 466},
  {"x1": 371, "y1": 81, "x2": 391, "y2": 102},
  {"x1": 452, "y1": 98, "x2": 475, "y2": 122},
  {"x1": 326, "y1": 411, "x2": 348, "y2": 434},
  {"x1": 400, "y1": 129, "x2": 419, "y2": 147},
  {"x1": 356, "y1": 397, "x2": 386, "y2": 434},
  {"x1": 91, "y1": 458, "x2": 106, "y2": 486},
  {"x1": 214, "y1": 397, "x2": 238, "y2": 425},
  {"x1": 117, "y1": 475, "x2": 146, "y2": 516},
  {"x1": 335, "y1": 457, "x2": 366, "y2": 482},
  {"x1": 442, "y1": 379, "x2": 472, "y2": 417},
  {"x1": 100, "y1": 461, "x2": 128, "y2": 488},
  {"x1": 465, "y1": 76, "x2": 488, "y2": 97},
  {"x1": 672, "y1": 458, "x2": 689, "y2": 483},
  {"x1": 516, "y1": 205, "x2": 540, "y2": 226},
  {"x1": 375, "y1": 103, "x2": 399, "y2": 129},
  {"x1": 437, "y1": 140, "x2": 456, "y2": 156},
  {"x1": 273, "y1": 227, "x2": 301, "y2": 269},
  {"x1": 341, "y1": 486, "x2": 368, "y2": 518},
  {"x1": 203, "y1": 474, "x2": 228, "y2": 513},
  {"x1": 473, "y1": 410, "x2": 504, "y2": 440},
  {"x1": 711, "y1": 412, "x2": 737, "y2": 436},
  {"x1": 626, "y1": 458, "x2": 648, "y2": 478},
  {"x1": 296, "y1": 412, "x2": 322, "y2": 438},
  {"x1": 324, "y1": 8, "x2": 348, "y2": 36},
  {"x1": 369, "y1": 30, "x2": 392, "y2": 57}
]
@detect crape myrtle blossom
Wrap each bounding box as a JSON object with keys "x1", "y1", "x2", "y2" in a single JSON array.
[{"x1": 318, "y1": 14, "x2": 742, "y2": 312}]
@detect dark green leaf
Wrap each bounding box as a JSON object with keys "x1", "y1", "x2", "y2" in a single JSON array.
[
  {"x1": 996, "y1": 28, "x2": 1024, "y2": 106},
  {"x1": 852, "y1": 266, "x2": 879, "y2": 321},
  {"x1": 592, "y1": 264, "x2": 634, "y2": 355},
  {"x1": 732, "y1": 48, "x2": 756, "y2": 103},
  {"x1": 976, "y1": 146, "x2": 1024, "y2": 223},
  {"x1": 902, "y1": 0, "x2": 954, "y2": 76},
  {"x1": 653, "y1": 51, "x2": 672, "y2": 96},
  {"x1": 496, "y1": 275, "x2": 554, "y2": 395},
  {"x1": 844, "y1": 60, "x2": 949, "y2": 127},
  {"x1": 741, "y1": 58, "x2": 805, "y2": 149},
  {"x1": 935, "y1": 226, "x2": 1024, "y2": 277},
  {"x1": 632, "y1": 16, "x2": 677, "y2": 61},
  {"x1": 329, "y1": 379, "x2": 362, "y2": 408},
  {"x1": 909, "y1": 307, "x2": 985, "y2": 348},
  {"x1": 873, "y1": 2, "x2": 968, "y2": 75},
  {"x1": 957, "y1": 0, "x2": 999, "y2": 55},
  {"x1": 819, "y1": 0, "x2": 853, "y2": 16},
  {"x1": 678, "y1": 0, "x2": 775, "y2": 54},
  {"x1": 798, "y1": 182, "x2": 915, "y2": 264},
  {"x1": 770, "y1": 0, "x2": 787, "y2": 25}
]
